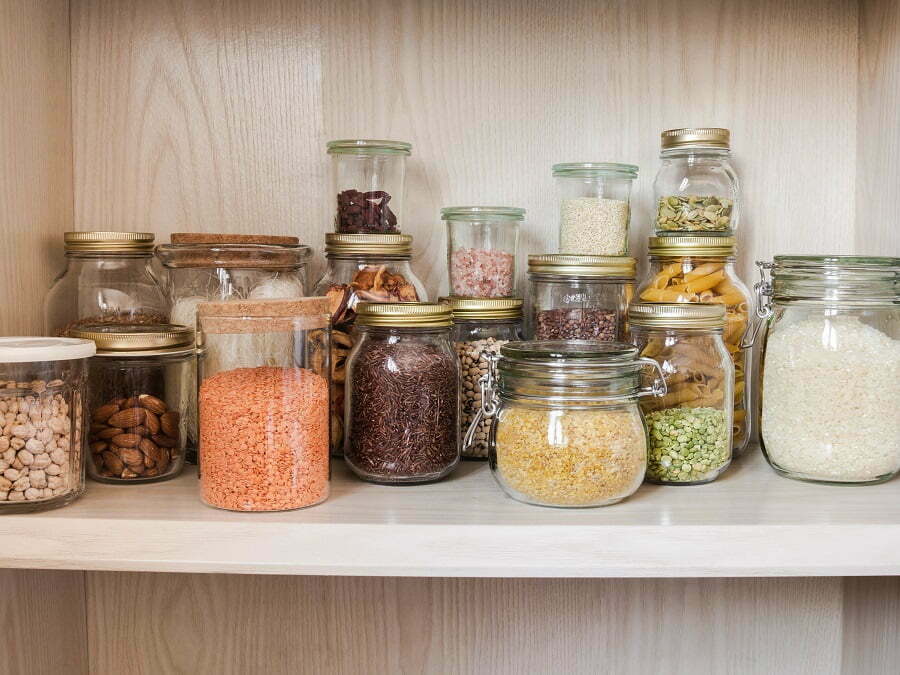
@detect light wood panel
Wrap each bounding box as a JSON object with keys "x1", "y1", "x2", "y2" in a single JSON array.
[
  {"x1": 0, "y1": 0, "x2": 73, "y2": 334},
  {"x1": 842, "y1": 577, "x2": 900, "y2": 675}
]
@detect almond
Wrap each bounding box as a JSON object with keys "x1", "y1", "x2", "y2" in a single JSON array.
[
  {"x1": 138, "y1": 394, "x2": 167, "y2": 415},
  {"x1": 144, "y1": 467, "x2": 160, "y2": 477},
  {"x1": 156, "y1": 448, "x2": 170, "y2": 473},
  {"x1": 92, "y1": 403, "x2": 120, "y2": 423},
  {"x1": 97, "y1": 426, "x2": 122, "y2": 440},
  {"x1": 144, "y1": 411, "x2": 160, "y2": 435},
  {"x1": 151, "y1": 433, "x2": 176, "y2": 448},
  {"x1": 160, "y1": 411, "x2": 179, "y2": 438},
  {"x1": 128, "y1": 425, "x2": 150, "y2": 437},
  {"x1": 119, "y1": 447, "x2": 144, "y2": 466},
  {"x1": 89, "y1": 441, "x2": 107, "y2": 455},
  {"x1": 111, "y1": 433, "x2": 142, "y2": 448},
  {"x1": 121, "y1": 467, "x2": 141, "y2": 478},
  {"x1": 139, "y1": 437, "x2": 161, "y2": 461},
  {"x1": 107, "y1": 407, "x2": 146, "y2": 429},
  {"x1": 102, "y1": 450, "x2": 124, "y2": 474},
  {"x1": 143, "y1": 453, "x2": 155, "y2": 468},
  {"x1": 122, "y1": 397, "x2": 140, "y2": 409}
]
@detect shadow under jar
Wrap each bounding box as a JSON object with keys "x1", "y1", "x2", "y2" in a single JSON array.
[
  {"x1": 527, "y1": 254, "x2": 635, "y2": 342},
  {"x1": 478, "y1": 341, "x2": 666, "y2": 508},
  {"x1": 443, "y1": 206, "x2": 523, "y2": 298},
  {"x1": 628, "y1": 303, "x2": 734, "y2": 485},
  {"x1": 344, "y1": 302, "x2": 460, "y2": 484}
]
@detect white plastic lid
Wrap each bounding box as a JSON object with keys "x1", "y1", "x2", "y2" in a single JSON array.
[{"x1": 0, "y1": 337, "x2": 96, "y2": 363}]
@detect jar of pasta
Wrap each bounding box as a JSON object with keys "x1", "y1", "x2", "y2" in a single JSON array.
[
  {"x1": 476, "y1": 341, "x2": 666, "y2": 507},
  {"x1": 527, "y1": 255, "x2": 635, "y2": 342},
  {"x1": 636, "y1": 236, "x2": 752, "y2": 454},
  {"x1": 629, "y1": 303, "x2": 734, "y2": 484}
]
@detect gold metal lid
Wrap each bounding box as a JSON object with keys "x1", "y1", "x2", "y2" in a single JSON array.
[
  {"x1": 68, "y1": 324, "x2": 194, "y2": 352},
  {"x1": 438, "y1": 296, "x2": 523, "y2": 320},
  {"x1": 628, "y1": 302, "x2": 726, "y2": 329},
  {"x1": 528, "y1": 254, "x2": 636, "y2": 278},
  {"x1": 661, "y1": 128, "x2": 730, "y2": 150},
  {"x1": 355, "y1": 302, "x2": 452, "y2": 328},
  {"x1": 324, "y1": 233, "x2": 413, "y2": 256},
  {"x1": 648, "y1": 236, "x2": 736, "y2": 257},
  {"x1": 64, "y1": 231, "x2": 155, "y2": 252}
]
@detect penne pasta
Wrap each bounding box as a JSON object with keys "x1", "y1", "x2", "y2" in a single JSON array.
[
  {"x1": 684, "y1": 262, "x2": 724, "y2": 282},
  {"x1": 684, "y1": 269, "x2": 726, "y2": 293}
]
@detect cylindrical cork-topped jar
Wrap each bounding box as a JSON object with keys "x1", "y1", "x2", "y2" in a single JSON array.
[
  {"x1": 443, "y1": 206, "x2": 523, "y2": 298},
  {"x1": 197, "y1": 298, "x2": 331, "y2": 511},
  {"x1": 344, "y1": 302, "x2": 460, "y2": 484},
  {"x1": 527, "y1": 254, "x2": 635, "y2": 342},
  {"x1": 327, "y1": 139, "x2": 412, "y2": 234}
]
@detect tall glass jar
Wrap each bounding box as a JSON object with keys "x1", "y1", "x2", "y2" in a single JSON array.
[
  {"x1": 344, "y1": 302, "x2": 459, "y2": 484},
  {"x1": 45, "y1": 232, "x2": 169, "y2": 337},
  {"x1": 629, "y1": 303, "x2": 734, "y2": 485},
  {"x1": 527, "y1": 254, "x2": 635, "y2": 342},
  {"x1": 443, "y1": 206, "x2": 523, "y2": 297},
  {"x1": 327, "y1": 139, "x2": 412, "y2": 234},
  {"x1": 653, "y1": 128, "x2": 739, "y2": 236},
  {"x1": 68, "y1": 324, "x2": 194, "y2": 484},
  {"x1": 750, "y1": 256, "x2": 900, "y2": 484},
  {"x1": 553, "y1": 162, "x2": 638, "y2": 255},
  {"x1": 197, "y1": 298, "x2": 331, "y2": 511},
  {"x1": 0, "y1": 337, "x2": 95, "y2": 512},
  {"x1": 312, "y1": 233, "x2": 427, "y2": 453},
  {"x1": 477, "y1": 341, "x2": 666, "y2": 508},
  {"x1": 636, "y1": 236, "x2": 752, "y2": 455},
  {"x1": 440, "y1": 297, "x2": 524, "y2": 459}
]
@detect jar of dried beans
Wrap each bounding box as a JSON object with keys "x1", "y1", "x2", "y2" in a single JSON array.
[
  {"x1": 327, "y1": 139, "x2": 412, "y2": 234},
  {"x1": 443, "y1": 206, "x2": 523, "y2": 297},
  {"x1": 440, "y1": 297, "x2": 524, "y2": 459},
  {"x1": 197, "y1": 298, "x2": 331, "y2": 511},
  {"x1": 44, "y1": 232, "x2": 169, "y2": 337},
  {"x1": 69, "y1": 324, "x2": 195, "y2": 484},
  {"x1": 478, "y1": 341, "x2": 665, "y2": 507},
  {"x1": 312, "y1": 233, "x2": 427, "y2": 454},
  {"x1": 526, "y1": 254, "x2": 635, "y2": 342},
  {"x1": 0, "y1": 337, "x2": 95, "y2": 512},
  {"x1": 553, "y1": 162, "x2": 638, "y2": 256},
  {"x1": 345, "y1": 302, "x2": 460, "y2": 484}
]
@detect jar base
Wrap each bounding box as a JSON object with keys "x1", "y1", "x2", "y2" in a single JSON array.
[
  {"x1": 345, "y1": 460, "x2": 459, "y2": 485},
  {"x1": 89, "y1": 467, "x2": 184, "y2": 485},
  {"x1": 0, "y1": 488, "x2": 84, "y2": 514},
  {"x1": 766, "y1": 461, "x2": 897, "y2": 486},
  {"x1": 201, "y1": 492, "x2": 329, "y2": 512}
]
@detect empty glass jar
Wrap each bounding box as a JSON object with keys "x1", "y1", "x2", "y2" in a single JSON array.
[{"x1": 443, "y1": 206, "x2": 523, "y2": 297}]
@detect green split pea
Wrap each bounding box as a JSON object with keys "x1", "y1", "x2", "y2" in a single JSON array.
[{"x1": 645, "y1": 407, "x2": 730, "y2": 483}]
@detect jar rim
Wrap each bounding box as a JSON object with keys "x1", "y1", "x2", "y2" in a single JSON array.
[
  {"x1": 439, "y1": 296, "x2": 523, "y2": 320},
  {"x1": 355, "y1": 301, "x2": 452, "y2": 328},
  {"x1": 156, "y1": 242, "x2": 312, "y2": 269},
  {"x1": 528, "y1": 254, "x2": 636, "y2": 278},
  {"x1": 68, "y1": 323, "x2": 194, "y2": 352},
  {"x1": 440, "y1": 206, "x2": 525, "y2": 221},
  {"x1": 660, "y1": 127, "x2": 730, "y2": 149},
  {"x1": 551, "y1": 162, "x2": 638, "y2": 178},
  {"x1": 628, "y1": 302, "x2": 726, "y2": 329},
  {"x1": 324, "y1": 232, "x2": 413, "y2": 256},
  {"x1": 64, "y1": 231, "x2": 155, "y2": 252},
  {"x1": 326, "y1": 139, "x2": 411, "y2": 156}
]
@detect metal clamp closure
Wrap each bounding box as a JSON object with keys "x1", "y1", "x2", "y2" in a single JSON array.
[
  {"x1": 740, "y1": 260, "x2": 774, "y2": 348},
  {"x1": 462, "y1": 353, "x2": 500, "y2": 453}
]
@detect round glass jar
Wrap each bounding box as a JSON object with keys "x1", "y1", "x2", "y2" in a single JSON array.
[
  {"x1": 0, "y1": 337, "x2": 95, "y2": 512},
  {"x1": 478, "y1": 341, "x2": 665, "y2": 508},
  {"x1": 344, "y1": 302, "x2": 459, "y2": 484},
  {"x1": 313, "y1": 233, "x2": 427, "y2": 454},
  {"x1": 197, "y1": 298, "x2": 331, "y2": 511},
  {"x1": 327, "y1": 139, "x2": 412, "y2": 234},
  {"x1": 440, "y1": 297, "x2": 524, "y2": 459},
  {"x1": 653, "y1": 128, "x2": 739, "y2": 236},
  {"x1": 69, "y1": 324, "x2": 194, "y2": 484},
  {"x1": 629, "y1": 303, "x2": 734, "y2": 485},
  {"x1": 637, "y1": 236, "x2": 752, "y2": 455},
  {"x1": 750, "y1": 256, "x2": 900, "y2": 485},
  {"x1": 553, "y1": 162, "x2": 638, "y2": 255},
  {"x1": 443, "y1": 206, "x2": 523, "y2": 298},
  {"x1": 527, "y1": 254, "x2": 635, "y2": 342},
  {"x1": 45, "y1": 232, "x2": 169, "y2": 337}
]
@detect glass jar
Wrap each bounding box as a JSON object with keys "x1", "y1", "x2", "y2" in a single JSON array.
[
  {"x1": 527, "y1": 254, "x2": 635, "y2": 342},
  {"x1": 45, "y1": 232, "x2": 169, "y2": 337},
  {"x1": 637, "y1": 236, "x2": 752, "y2": 455},
  {"x1": 653, "y1": 128, "x2": 739, "y2": 236},
  {"x1": 440, "y1": 297, "x2": 524, "y2": 459},
  {"x1": 344, "y1": 302, "x2": 459, "y2": 484},
  {"x1": 312, "y1": 233, "x2": 427, "y2": 454},
  {"x1": 443, "y1": 206, "x2": 523, "y2": 297},
  {"x1": 327, "y1": 139, "x2": 412, "y2": 234},
  {"x1": 0, "y1": 337, "x2": 95, "y2": 512},
  {"x1": 629, "y1": 303, "x2": 734, "y2": 485},
  {"x1": 156, "y1": 233, "x2": 312, "y2": 463},
  {"x1": 749, "y1": 256, "x2": 900, "y2": 485},
  {"x1": 197, "y1": 298, "x2": 331, "y2": 511},
  {"x1": 553, "y1": 162, "x2": 638, "y2": 255},
  {"x1": 69, "y1": 324, "x2": 194, "y2": 484},
  {"x1": 477, "y1": 341, "x2": 665, "y2": 508}
]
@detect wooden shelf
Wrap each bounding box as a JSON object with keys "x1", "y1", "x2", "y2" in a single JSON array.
[{"x1": 0, "y1": 450, "x2": 898, "y2": 578}]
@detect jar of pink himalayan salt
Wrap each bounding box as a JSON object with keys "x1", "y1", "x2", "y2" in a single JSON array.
[{"x1": 443, "y1": 206, "x2": 523, "y2": 298}]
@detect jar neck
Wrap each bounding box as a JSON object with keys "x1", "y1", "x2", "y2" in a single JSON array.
[
  {"x1": 660, "y1": 147, "x2": 731, "y2": 160},
  {"x1": 631, "y1": 326, "x2": 724, "y2": 337},
  {"x1": 358, "y1": 325, "x2": 450, "y2": 337},
  {"x1": 650, "y1": 254, "x2": 734, "y2": 264},
  {"x1": 65, "y1": 251, "x2": 154, "y2": 261}
]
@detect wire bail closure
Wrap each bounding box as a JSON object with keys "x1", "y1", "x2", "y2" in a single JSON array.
[
  {"x1": 462, "y1": 353, "x2": 500, "y2": 453},
  {"x1": 740, "y1": 260, "x2": 774, "y2": 349}
]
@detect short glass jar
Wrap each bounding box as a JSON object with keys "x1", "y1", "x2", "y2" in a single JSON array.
[
  {"x1": 637, "y1": 236, "x2": 752, "y2": 454},
  {"x1": 197, "y1": 298, "x2": 331, "y2": 511},
  {"x1": 479, "y1": 341, "x2": 665, "y2": 508},
  {"x1": 629, "y1": 303, "x2": 734, "y2": 485},
  {"x1": 327, "y1": 139, "x2": 412, "y2": 234},
  {"x1": 0, "y1": 337, "x2": 95, "y2": 512},
  {"x1": 443, "y1": 206, "x2": 523, "y2": 298},
  {"x1": 440, "y1": 297, "x2": 524, "y2": 459},
  {"x1": 553, "y1": 162, "x2": 638, "y2": 255},
  {"x1": 653, "y1": 128, "x2": 739, "y2": 236},
  {"x1": 527, "y1": 254, "x2": 635, "y2": 342},
  {"x1": 69, "y1": 324, "x2": 194, "y2": 484},
  {"x1": 750, "y1": 256, "x2": 900, "y2": 484},
  {"x1": 45, "y1": 232, "x2": 169, "y2": 337},
  {"x1": 344, "y1": 302, "x2": 459, "y2": 484},
  {"x1": 313, "y1": 233, "x2": 427, "y2": 453}
]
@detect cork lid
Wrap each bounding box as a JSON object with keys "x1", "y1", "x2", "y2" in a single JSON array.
[
  {"x1": 197, "y1": 297, "x2": 329, "y2": 318},
  {"x1": 197, "y1": 298, "x2": 330, "y2": 336},
  {"x1": 170, "y1": 233, "x2": 299, "y2": 246},
  {"x1": 157, "y1": 234, "x2": 311, "y2": 269}
]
